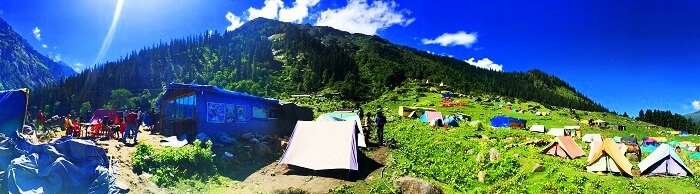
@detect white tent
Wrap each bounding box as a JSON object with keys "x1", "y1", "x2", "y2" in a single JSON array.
[
  {"x1": 547, "y1": 128, "x2": 565, "y2": 136},
  {"x1": 582, "y1": 134, "x2": 602, "y2": 143},
  {"x1": 638, "y1": 144, "x2": 693, "y2": 177},
  {"x1": 316, "y1": 111, "x2": 366, "y2": 147},
  {"x1": 279, "y1": 121, "x2": 359, "y2": 171},
  {"x1": 529, "y1": 125, "x2": 545, "y2": 133}
]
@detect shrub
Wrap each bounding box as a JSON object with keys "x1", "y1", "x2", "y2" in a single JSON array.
[{"x1": 132, "y1": 140, "x2": 217, "y2": 187}]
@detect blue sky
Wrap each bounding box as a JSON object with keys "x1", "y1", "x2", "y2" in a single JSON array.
[{"x1": 1, "y1": 0, "x2": 699, "y2": 115}]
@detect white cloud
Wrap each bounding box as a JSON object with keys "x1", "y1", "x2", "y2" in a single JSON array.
[
  {"x1": 41, "y1": 44, "x2": 48, "y2": 48},
  {"x1": 244, "y1": 0, "x2": 319, "y2": 23},
  {"x1": 692, "y1": 100, "x2": 700, "y2": 111},
  {"x1": 225, "y1": 12, "x2": 244, "y2": 32},
  {"x1": 422, "y1": 31, "x2": 477, "y2": 47},
  {"x1": 247, "y1": 0, "x2": 284, "y2": 20},
  {"x1": 465, "y1": 57, "x2": 503, "y2": 72},
  {"x1": 32, "y1": 26, "x2": 41, "y2": 40},
  {"x1": 279, "y1": 0, "x2": 320, "y2": 23},
  {"x1": 315, "y1": 0, "x2": 414, "y2": 35}
]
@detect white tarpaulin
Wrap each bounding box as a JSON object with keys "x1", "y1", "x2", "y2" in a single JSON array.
[
  {"x1": 547, "y1": 128, "x2": 565, "y2": 136},
  {"x1": 529, "y1": 125, "x2": 545, "y2": 133},
  {"x1": 316, "y1": 111, "x2": 367, "y2": 148},
  {"x1": 279, "y1": 121, "x2": 359, "y2": 170}
]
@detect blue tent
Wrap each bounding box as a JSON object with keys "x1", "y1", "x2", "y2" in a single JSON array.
[
  {"x1": 490, "y1": 116, "x2": 527, "y2": 128},
  {"x1": 680, "y1": 130, "x2": 689, "y2": 136},
  {"x1": 443, "y1": 115, "x2": 460, "y2": 127},
  {"x1": 158, "y1": 83, "x2": 281, "y2": 137},
  {"x1": 0, "y1": 89, "x2": 28, "y2": 135}
]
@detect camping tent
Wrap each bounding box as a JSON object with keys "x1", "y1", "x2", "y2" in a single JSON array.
[
  {"x1": 398, "y1": 106, "x2": 435, "y2": 118},
  {"x1": 443, "y1": 115, "x2": 460, "y2": 127},
  {"x1": 582, "y1": 134, "x2": 602, "y2": 143},
  {"x1": 564, "y1": 126, "x2": 580, "y2": 136},
  {"x1": 90, "y1": 109, "x2": 120, "y2": 123},
  {"x1": 547, "y1": 128, "x2": 565, "y2": 136},
  {"x1": 680, "y1": 130, "x2": 689, "y2": 136},
  {"x1": 638, "y1": 144, "x2": 693, "y2": 177},
  {"x1": 621, "y1": 136, "x2": 638, "y2": 145},
  {"x1": 529, "y1": 125, "x2": 545, "y2": 133},
  {"x1": 419, "y1": 111, "x2": 443, "y2": 123},
  {"x1": 613, "y1": 136, "x2": 622, "y2": 143},
  {"x1": 316, "y1": 111, "x2": 366, "y2": 148},
  {"x1": 643, "y1": 137, "x2": 658, "y2": 146},
  {"x1": 641, "y1": 144, "x2": 658, "y2": 154},
  {"x1": 490, "y1": 116, "x2": 527, "y2": 129},
  {"x1": 0, "y1": 89, "x2": 28, "y2": 135},
  {"x1": 541, "y1": 136, "x2": 585, "y2": 159},
  {"x1": 279, "y1": 121, "x2": 358, "y2": 170},
  {"x1": 586, "y1": 139, "x2": 634, "y2": 176}
]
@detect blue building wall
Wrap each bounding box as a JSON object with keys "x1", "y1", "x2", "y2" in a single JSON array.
[
  {"x1": 194, "y1": 90, "x2": 279, "y2": 136},
  {"x1": 159, "y1": 84, "x2": 280, "y2": 137}
]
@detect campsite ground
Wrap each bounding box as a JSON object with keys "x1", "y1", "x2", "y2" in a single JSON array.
[
  {"x1": 333, "y1": 83, "x2": 700, "y2": 193},
  {"x1": 99, "y1": 128, "x2": 165, "y2": 194},
  {"x1": 52, "y1": 82, "x2": 700, "y2": 193},
  {"x1": 89, "y1": 126, "x2": 387, "y2": 194}
]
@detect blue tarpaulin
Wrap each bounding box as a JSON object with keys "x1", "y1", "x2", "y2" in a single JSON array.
[
  {"x1": 490, "y1": 116, "x2": 527, "y2": 129},
  {"x1": 0, "y1": 89, "x2": 28, "y2": 135},
  {"x1": 0, "y1": 132, "x2": 118, "y2": 194},
  {"x1": 0, "y1": 88, "x2": 117, "y2": 193}
]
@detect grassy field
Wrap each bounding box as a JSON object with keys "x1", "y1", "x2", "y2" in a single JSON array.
[
  {"x1": 337, "y1": 83, "x2": 700, "y2": 193},
  {"x1": 144, "y1": 81, "x2": 700, "y2": 193}
]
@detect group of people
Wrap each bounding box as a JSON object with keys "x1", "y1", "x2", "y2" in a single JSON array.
[
  {"x1": 359, "y1": 108, "x2": 387, "y2": 146},
  {"x1": 60, "y1": 108, "x2": 159, "y2": 144}
]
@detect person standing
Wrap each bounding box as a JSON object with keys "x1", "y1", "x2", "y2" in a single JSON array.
[
  {"x1": 37, "y1": 111, "x2": 46, "y2": 129},
  {"x1": 375, "y1": 109, "x2": 387, "y2": 146},
  {"x1": 363, "y1": 112, "x2": 372, "y2": 145},
  {"x1": 122, "y1": 110, "x2": 139, "y2": 144}
]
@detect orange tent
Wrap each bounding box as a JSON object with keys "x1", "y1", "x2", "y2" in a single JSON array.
[
  {"x1": 541, "y1": 136, "x2": 585, "y2": 159},
  {"x1": 586, "y1": 138, "x2": 634, "y2": 177}
]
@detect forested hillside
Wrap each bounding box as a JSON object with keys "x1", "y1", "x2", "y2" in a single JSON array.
[
  {"x1": 32, "y1": 18, "x2": 606, "y2": 114},
  {"x1": 638, "y1": 109, "x2": 698, "y2": 133}
]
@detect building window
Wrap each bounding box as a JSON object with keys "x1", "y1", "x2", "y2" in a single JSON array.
[
  {"x1": 253, "y1": 106, "x2": 268, "y2": 119},
  {"x1": 165, "y1": 95, "x2": 196, "y2": 120}
]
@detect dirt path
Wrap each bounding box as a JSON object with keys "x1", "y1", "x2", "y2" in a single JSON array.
[
  {"x1": 227, "y1": 163, "x2": 353, "y2": 193},
  {"x1": 228, "y1": 147, "x2": 389, "y2": 194},
  {"x1": 96, "y1": 127, "x2": 165, "y2": 194}
]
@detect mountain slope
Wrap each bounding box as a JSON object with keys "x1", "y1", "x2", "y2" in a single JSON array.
[
  {"x1": 686, "y1": 111, "x2": 700, "y2": 124},
  {"x1": 0, "y1": 18, "x2": 75, "y2": 90},
  {"x1": 33, "y1": 18, "x2": 606, "y2": 113}
]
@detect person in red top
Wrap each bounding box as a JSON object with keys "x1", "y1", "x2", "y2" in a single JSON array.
[
  {"x1": 122, "y1": 110, "x2": 139, "y2": 144},
  {"x1": 37, "y1": 111, "x2": 46, "y2": 127}
]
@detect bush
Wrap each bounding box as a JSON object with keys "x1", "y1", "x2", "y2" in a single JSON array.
[{"x1": 132, "y1": 140, "x2": 217, "y2": 187}]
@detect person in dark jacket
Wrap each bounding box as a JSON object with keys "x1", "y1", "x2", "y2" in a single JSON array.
[{"x1": 375, "y1": 109, "x2": 387, "y2": 146}]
